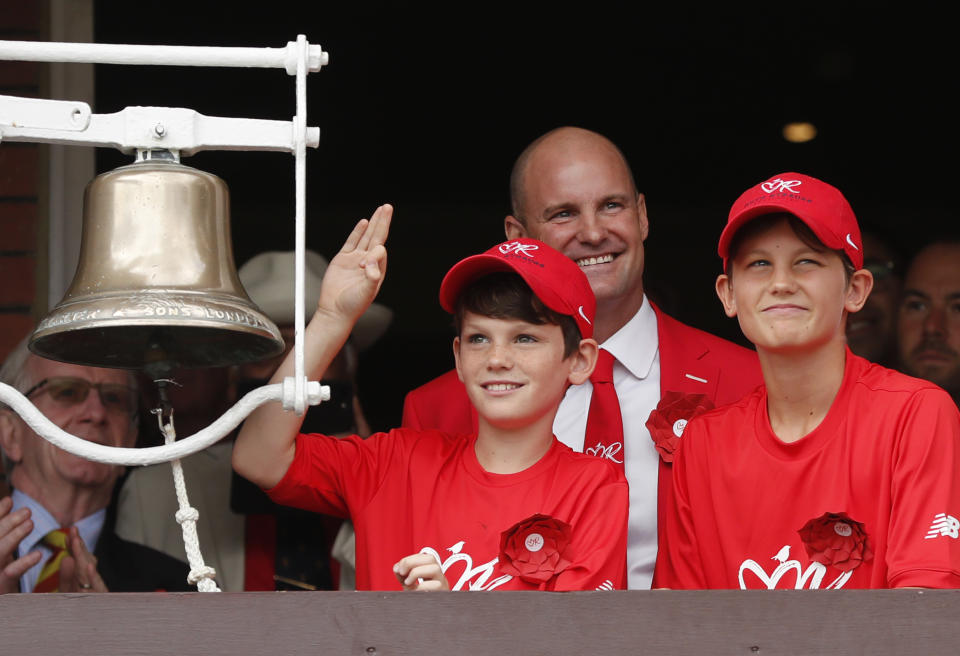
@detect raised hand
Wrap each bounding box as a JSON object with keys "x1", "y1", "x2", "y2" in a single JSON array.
[
  {"x1": 233, "y1": 204, "x2": 394, "y2": 490},
  {"x1": 0, "y1": 496, "x2": 41, "y2": 594},
  {"x1": 393, "y1": 552, "x2": 450, "y2": 591},
  {"x1": 316, "y1": 204, "x2": 393, "y2": 325}
]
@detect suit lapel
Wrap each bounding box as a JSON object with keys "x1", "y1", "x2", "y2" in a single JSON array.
[{"x1": 653, "y1": 304, "x2": 721, "y2": 400}]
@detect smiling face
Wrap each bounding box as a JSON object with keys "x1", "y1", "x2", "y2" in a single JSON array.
[
  {"x1": 897, "y1": 242, "x2": 960, "y2": 396},
  {"x1": 505, "y1": 129, "x2": 647, "y2": 341},
  {"x1": 453, "y1": 312, "x2": 593, "y2": 434},
  {"x1": 1, "y1": 356, "x2": 136, "y2": 496},
  {"x1": 716, "y1": 216, "x2": 871, "y2": 355}
]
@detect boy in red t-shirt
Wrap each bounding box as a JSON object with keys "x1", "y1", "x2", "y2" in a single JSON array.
[
  {"x1": 655, "y1": 173, "x2": 960, "y2": 589},
  {"x1": 233, "y1": 205, "x2": 628, "y2": 591}
]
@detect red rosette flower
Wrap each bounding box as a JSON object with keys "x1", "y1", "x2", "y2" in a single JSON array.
[
  {"x1": 797, "y1": 511, "x2": 874, "y2": 573},
  {"x1": 645, "y1": 391, "x2": 715, "y2": 463},
  {"x1": 498, "y1": 513, "x2": 573, "y2": 584}
]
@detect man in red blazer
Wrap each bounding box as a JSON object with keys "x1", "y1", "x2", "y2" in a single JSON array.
[{"x1": 402, "y1": 127, "x2": 762, "y2": 589}]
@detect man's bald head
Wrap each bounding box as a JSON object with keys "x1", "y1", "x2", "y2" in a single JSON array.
[
  {"x1": 509, "y1": 127, "x2": 638, "y2": 225},
  {"x1": 504, "y1": 127, "x2": 648, "y2": 343}
]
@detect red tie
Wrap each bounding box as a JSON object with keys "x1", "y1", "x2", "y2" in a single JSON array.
[{"x1": 584, "y1": 349, "x2": 625, "y2": 470}]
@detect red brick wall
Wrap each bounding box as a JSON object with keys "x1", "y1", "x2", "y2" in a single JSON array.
[{"x1": 0, "y1": 2, "x2": 43, "y2": 361}]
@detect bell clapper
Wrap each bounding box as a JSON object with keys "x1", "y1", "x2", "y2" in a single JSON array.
[{"x1": 150, "y1": 376, "x2": 181, "y2": 438}]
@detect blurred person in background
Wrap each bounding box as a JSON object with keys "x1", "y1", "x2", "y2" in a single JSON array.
[
  {"x1": 846, "y1": 230, "x2": 903, "y2": 366},
  {"x1": 1, "y1": 339, "x2": 189, "y2": 593},
  {"x1": 897, "y1": 240, "x2": 960, "y2": 405}
]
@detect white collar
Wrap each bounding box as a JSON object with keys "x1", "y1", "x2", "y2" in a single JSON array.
[
  {"x1": 600, "y1": 295, "x2": 658, "y2": 380},
  {"x1": 13, "y1": 488, "x2": 107, "y2": 556}
]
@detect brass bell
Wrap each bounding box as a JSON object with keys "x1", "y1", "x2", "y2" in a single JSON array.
[{"x1": 30, "y1": 151, "x2": 284, "y2": 375}]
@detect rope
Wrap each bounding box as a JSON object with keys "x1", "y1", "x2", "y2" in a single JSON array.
[{"x1": 158, "y1": 410, "x2": 220, "y2": 592}]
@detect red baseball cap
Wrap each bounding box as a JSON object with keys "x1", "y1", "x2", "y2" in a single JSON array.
[
  {"x1": 718, "y1": 172, "x2": 863, "y2": 270},
  {"x1": 439, "y1": 238, "x2": 596, "y2": 339}
]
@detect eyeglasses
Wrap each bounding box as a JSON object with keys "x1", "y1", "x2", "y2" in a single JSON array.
[{"x1": 24, "y1": 377, "x2": 137, "y2": 417}]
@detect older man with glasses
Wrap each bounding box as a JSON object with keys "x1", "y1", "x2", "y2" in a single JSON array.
[{"x1": 0, "y1": 338, "x2": 190, "y2": 593}]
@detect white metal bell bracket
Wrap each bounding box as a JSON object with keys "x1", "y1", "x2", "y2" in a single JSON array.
[
  {"x1": 0, "y1": 35, "x2": 329, "y2": 457},
  {"x1": 0, "y1": 35, "x2": 332, "y2": 593}
]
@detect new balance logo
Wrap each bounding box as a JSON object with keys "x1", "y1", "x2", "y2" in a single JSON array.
[
  {"x1": 595, "y1": 580, "x2": 614, "y2": 591},
  {"x1": 925, "y1": 513, "x2": 960, "y2": 539},
  {"x1": 499, "y1": 241, "x2": 539, "y2": 257},
  {"x1": 761, "y1": 178, "x2": 802, "y2": 194}
]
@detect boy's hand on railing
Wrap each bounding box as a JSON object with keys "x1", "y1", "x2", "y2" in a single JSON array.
[{"x1": 393, "y1": 552, "x2": 450, "y2": 591}]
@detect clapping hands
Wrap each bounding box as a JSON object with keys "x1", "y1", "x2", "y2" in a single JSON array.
[{"x1": 1, "y1": 498, "x2": 107, "y2": 593}]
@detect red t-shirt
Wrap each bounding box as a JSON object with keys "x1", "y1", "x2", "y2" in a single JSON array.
[
  {"x1": 656, "y1": 350, "x2": 960, "y2": 589},
  {"x1": 267, "y1": 428, "x2": 628, "y2": 591}
]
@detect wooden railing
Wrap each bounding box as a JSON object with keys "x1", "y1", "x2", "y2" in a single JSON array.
[{"x1": 4, "y1": 589, "x2": 960, "y2": 654}]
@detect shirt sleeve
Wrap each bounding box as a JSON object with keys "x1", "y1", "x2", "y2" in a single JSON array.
[
  {"x1": 886, "y1": 388, "x2": 960, "y2": 588},
  {"x1": 653, "y1": 422, "x2": 707, "y2": 589},
  {"x1": 550, "y1": 474, "x2": 629, "y2": 591},
  {"x1": 265, "y1": 430, "x2": 401, "y2": 519}
]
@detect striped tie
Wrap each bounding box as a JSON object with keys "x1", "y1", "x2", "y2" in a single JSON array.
[{"x1": 33, "y1": 528, "x2": 69, "y2": 593}]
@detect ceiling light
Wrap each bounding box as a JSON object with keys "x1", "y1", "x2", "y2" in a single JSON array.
[{"x1": 782, "y1": 122, "x2": 817, "y2": 143}]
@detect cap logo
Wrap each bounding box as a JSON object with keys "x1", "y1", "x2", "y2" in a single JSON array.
[
  {"x1": 760, "y1": 178, "x2": 802, "y2": 194},
  {"x1": 845, "y1": 234, "x2": 860, "y2": 251},
  {"x1": 578, "y1": 305, "x2": 592, "y2": 325},
  {"x1": 499, "y1": 241, "x2": 539, "y2": 257}
]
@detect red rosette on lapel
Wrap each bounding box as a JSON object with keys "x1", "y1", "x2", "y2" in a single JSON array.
[{"x1": 645, "y1": 391, "x2": 714, "y2": 463}]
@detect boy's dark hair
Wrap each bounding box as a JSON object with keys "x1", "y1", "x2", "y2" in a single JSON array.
[
  {"x1": 454, "y1": 272, "x2": 582, "y2": 358},
  {"x1": 727, "y1": 213, "x2": 856, "y2": 282}
]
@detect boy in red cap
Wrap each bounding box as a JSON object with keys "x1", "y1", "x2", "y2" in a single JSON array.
[
  {"x1": 232, "y1": 205, "x2": 627, "y2": 591},
  {"x1": 655, "y1": 174, "x2": 960, "y2": 589}
]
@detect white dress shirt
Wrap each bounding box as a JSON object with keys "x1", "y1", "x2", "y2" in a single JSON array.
[
  {"x1": 12, "y1": 489, "x2": 105, "y2": 592},
  {"x1": 553, "y1": 295, "x2": 661, "y2": 589}
]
